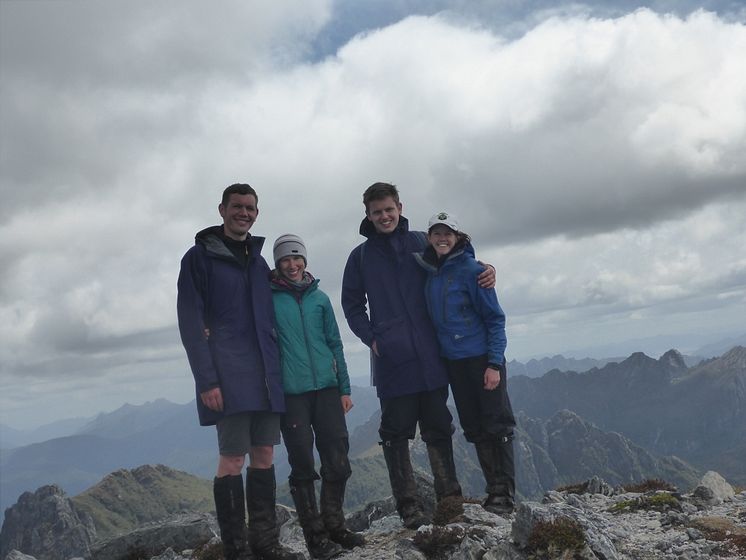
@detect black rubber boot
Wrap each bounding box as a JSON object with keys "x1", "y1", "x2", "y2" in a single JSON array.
[
  {"x1": 382, "y1": 440, "x2": 429, "y2": 529},
  {"x1": 475, "y1": 435, "x2": 515, "y2": 515},
  {"x1": 320, "y1": 479, "x2": 365, "y2": 549},
  {"x1": 214, "y1": 474, "x2": 255, "y2": 560},
  {"x1": 246, "y1": 466, "x2": 304, "y2": 560},
  {"x1": 425, "y1": 439, "x2": 463, "y2": 501},
  {"x1": 291, "y1": 481, "x2": 343, "y2": 559}
]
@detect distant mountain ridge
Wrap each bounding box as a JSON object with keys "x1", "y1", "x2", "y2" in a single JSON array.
[
  {"x1": 3, "y1": 346, "x2": 743, "y2": 527},
  {"x1": 0, "y1": 385, "x2": 379, "y2": 521},
  {"x1": 509, "y1": 346, "x2": 746, "y2": 484},
  {"x1": 507, "y1": 351, "x2": 703, "y2": 378},
  {"x1": 507, "y1": 355, "x2": 623, "y2": 378}
]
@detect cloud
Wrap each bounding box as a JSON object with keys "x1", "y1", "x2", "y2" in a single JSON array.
[
  {"x1": 1, "y1": 3, "x2": 745, "y2": 425},
  {"x1": 493, "y1": 199, "x2": 746, "y2": 357}
]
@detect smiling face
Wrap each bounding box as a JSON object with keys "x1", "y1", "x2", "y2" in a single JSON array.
[
  {"x1": 219, "y1": 193, "x2": 258, "y2": 240},
  {"x1": 428, "y1": 224, "x2": 458, "y2": 257},
  {"x1": 366, "y1": 196, "x2": 402, "y2": 234},
  {"x1": 277, "y1": 255, "x2": 306, "y2": 282}
]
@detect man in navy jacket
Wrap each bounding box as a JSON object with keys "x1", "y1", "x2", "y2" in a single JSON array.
[
  {"x1": 341, "y1": 182, "x2": 495, "y2": 528},
  {"x1": 178, "y1": 184, "x2": 301, "y2": 560}
]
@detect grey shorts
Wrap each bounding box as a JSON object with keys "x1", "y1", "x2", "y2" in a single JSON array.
[{"x1": 216, "y1": 411, "x2": 281, "y2": 456}]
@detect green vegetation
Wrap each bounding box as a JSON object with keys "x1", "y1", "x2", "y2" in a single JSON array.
[
  {"x1": 526, "y1": 517, "x2": 586, "y2": 559},
  {"x1": 609, "y1": 492, "x2": 680, "y2": 513},
  {"x1": 622, "y1": 478, "x2": 676, "y2": 493},
  {"x1": 72, "y1": 465, "x2": 213, "y2": 538}
]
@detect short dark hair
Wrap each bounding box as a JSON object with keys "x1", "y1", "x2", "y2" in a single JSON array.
[
  {"x1": 363, "y1": 182, "x2": 399, "y2": 214},
  {"x1": 222, "y1": 183, "x2": 258, "y2": 207}
]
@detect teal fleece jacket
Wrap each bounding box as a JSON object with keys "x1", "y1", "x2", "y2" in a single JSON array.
[{"x1": 271, "y1": 273, "x2": 352, "y2": 396}]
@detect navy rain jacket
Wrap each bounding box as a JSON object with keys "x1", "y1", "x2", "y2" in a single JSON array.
[
  {"x1": 341, "y1": 216, "x2": 449, "y2": 399},
  {"x1": 177, "y1": 226, "x2": 285, "y2": 426}
]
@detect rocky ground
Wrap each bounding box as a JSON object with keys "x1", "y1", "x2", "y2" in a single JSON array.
[{"x1": 3, "y1": 471, "x2": 745, "y2": 560}]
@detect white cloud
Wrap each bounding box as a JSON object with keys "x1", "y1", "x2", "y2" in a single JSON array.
[{"x1": 1, "y1": 4, "x2": 745, "y2": 426}]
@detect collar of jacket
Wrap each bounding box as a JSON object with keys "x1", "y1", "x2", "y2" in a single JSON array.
[
  {"x1": 270, "y1": 271, "x2": 318, "y2": 294},
  {"x1": 358, "y1": 214, "x2": 410, "y2": 239},
  {"x1": 415, "y1": 241, "x2": 474, "y2": 272},
  {"x1": 194, "y1": 224, "x2": 266, "y2": 261}
]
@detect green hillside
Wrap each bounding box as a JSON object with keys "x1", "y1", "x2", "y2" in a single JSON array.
[{"x1": 72, "y1": 464, "x2": 213, "y2": 538}]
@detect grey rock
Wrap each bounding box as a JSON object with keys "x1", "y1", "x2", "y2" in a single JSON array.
[
  {"x1": 512, "y1": 501, "x2": 619, "y2": 560},
  {"x1": 89, "y1": 512, "x2": 215, "y2": 560},
  {"x1": 346, "y1": 497, "x2": 397, "y2": 532},
  {"x1": 692, "y1": 471, "x2": 735, "y2": 505},
  {"x1": 542, "y1": 490, "x2": 564, "y2": 503},
  {"x1": 394, "y1": 539, "x2": 427, "y2": 559},
  {"x1": 661, "y1": 510, "x2": 687, "y2": 526},
  {"x1": 565, "y1": 493, "x2": 587, "y2": 509},
  {"x1": 369, "y1": 514, "x2": 407, "y2": 535},
  {"x1": 4, "y1": 551, "x2": 38, "y2": 560},
  {"x1": 0, "y1": 485, "x2": 96, "y2": 560},
  {"x1": 460, "y1": 503, "x2": 511, "y2": 528},
  {"x1": 587, "y1": 476, "x2": 615, "y2": 496}
]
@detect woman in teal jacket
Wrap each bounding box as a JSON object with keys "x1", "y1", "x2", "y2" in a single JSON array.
[
  {"x1": 416, "y1": 212, "x2": 516, "y2": 516},
  {"x1": 271, "y1": 234, "x2": 363, "y2": 559}
]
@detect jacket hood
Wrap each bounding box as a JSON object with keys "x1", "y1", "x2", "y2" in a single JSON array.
[
  {"x1": 359, "y1": 215, "x2": 411, "y2": 239},
  {"x1": 195, "y1": 225, "x2": 266, "y2": 257},
  {"x1": 416, "y1": 240, "x2": 475, "y2": 272}
]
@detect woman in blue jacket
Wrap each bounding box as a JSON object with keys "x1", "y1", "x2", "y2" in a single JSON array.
[
  {"x1": 416, "y1": 212, "x2": 517, "y2": 515},
  {"x1": 271, "y1": 234, "x2": 364, "y2": 559}
]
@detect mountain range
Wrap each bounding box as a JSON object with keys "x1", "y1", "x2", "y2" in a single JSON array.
[
  {"x1": 508, "y1": 346, "x2": 746, "y2": 485},
  {"x1": 2, "y1": 345, "x2": 744, "y2": 527}
]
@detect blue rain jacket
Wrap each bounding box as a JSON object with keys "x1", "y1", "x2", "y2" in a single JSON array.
[{"x1": 415, "y1": 243, "x2": 507, "y2": 365}]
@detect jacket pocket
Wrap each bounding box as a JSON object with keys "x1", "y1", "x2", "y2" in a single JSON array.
[{"x1": 372, "y1": 316, "x2": 418, "y2": 366}]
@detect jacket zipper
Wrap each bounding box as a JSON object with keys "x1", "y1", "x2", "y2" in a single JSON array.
[{"x1": 297, "y1": 292, "x2": 319, "y2": 390}]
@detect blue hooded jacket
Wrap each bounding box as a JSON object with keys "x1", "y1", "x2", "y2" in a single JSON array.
[
  {"x1": 341, "y1": 216, "x2": 449, "y2": 399},
  {"x1": 177, "y1": 226, "x2": 285, "y2": 426},
  {"x1": 415, "y1": 243, "x2": 507, "y2": 366}
]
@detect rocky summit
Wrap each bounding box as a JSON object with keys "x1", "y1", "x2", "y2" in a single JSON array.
[{"x1": 3, "y1": 471, "x2": 746, "y2": 560}]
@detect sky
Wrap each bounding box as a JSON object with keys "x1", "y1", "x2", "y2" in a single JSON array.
[{"x1": 1, "y1": 0, "x2": 745, "y2": 430}]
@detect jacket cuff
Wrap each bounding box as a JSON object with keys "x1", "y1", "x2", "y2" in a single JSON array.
[{"x1": 487, "y1": 362, "x2": 504, "y2": 373}]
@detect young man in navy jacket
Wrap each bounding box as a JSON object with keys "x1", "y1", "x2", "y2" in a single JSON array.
[
  {"x1": 341, "y1": 182, "x2": 495, "y2": 528},
  {"x1": 178, "y1": 183, "x2": 302, "y2": 560}
]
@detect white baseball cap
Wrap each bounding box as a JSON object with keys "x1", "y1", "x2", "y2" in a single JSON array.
[{"x1": 428, "y1": 211, "x2": 460, "y2": 232}]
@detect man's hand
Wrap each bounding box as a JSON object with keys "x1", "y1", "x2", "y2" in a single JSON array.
[
  {"x1": 371, "y1": 340, "x2": 380, "y2": 357},
  {"x1": 484, "y1": 367, "x2": 501, "y2": 391},
  {"x1": 340, "y1": 395, "x2": 353, "y2": 414},
  {"x1": 201, "y1": 387, "x2": 224, "y2": 411},
  {"x1": 477, "y1": 262, "x2": 496, "y2": 289}
]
